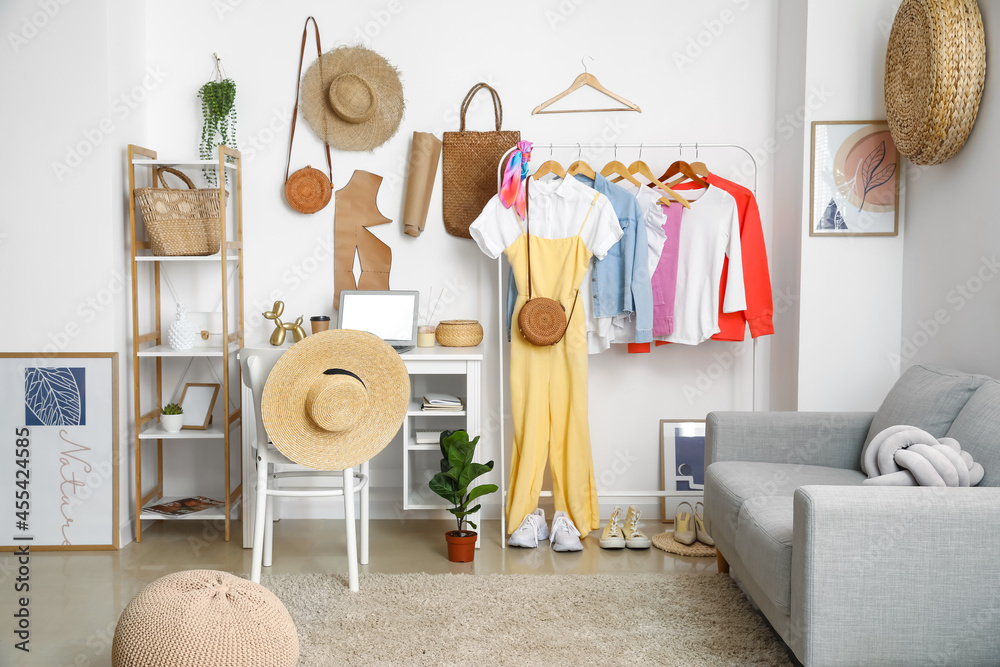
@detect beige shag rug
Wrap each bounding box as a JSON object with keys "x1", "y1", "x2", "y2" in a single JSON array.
[{"x1": 263, "y1": 572, "x2": 792, "y2": 666}]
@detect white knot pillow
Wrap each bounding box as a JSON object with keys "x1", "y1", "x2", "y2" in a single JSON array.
[{"x1": 862, "y1": 425, "x2": 985, "y2": 487}]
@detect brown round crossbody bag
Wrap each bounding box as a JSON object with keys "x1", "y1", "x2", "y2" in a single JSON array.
[
  {"x1": 516, "y1": 178, "x2": 578, "y2": 346},
  {"x1": 284, "y1": 17, "x2": 333, "y2": 214}
]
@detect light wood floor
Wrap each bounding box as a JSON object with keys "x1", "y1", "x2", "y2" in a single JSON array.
[{"x1": 1, "y1": 519, "x2": 716, "y2": 666}]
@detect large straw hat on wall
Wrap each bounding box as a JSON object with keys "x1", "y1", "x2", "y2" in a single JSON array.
[
  {"x1": 301, "y1": 45, "x2": 405, "y2": 152},
  {"x1": 262, "y1": 329, "x2": 409, "y2": 470},
  {"x1": 884, "y1": 0, "x2": 986, "y2": 166}
]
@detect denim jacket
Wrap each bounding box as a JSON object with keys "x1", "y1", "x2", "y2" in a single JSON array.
[{"x1": 505, "y1": 173, "x2": 653, "y2": 343}]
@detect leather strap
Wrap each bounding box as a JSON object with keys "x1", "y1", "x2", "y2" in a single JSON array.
[
  {"x1": 525, "y1": 177, "x2": 532, "y2": 300},
  {"x1": 285, "y1": 16, "x2": 333, "y2": 182},
  {"x1": 459, "y1": 82, "x2": 502, "y2": 132}
]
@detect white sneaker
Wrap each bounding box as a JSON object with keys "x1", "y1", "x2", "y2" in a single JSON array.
[
  {"x1": 508, "y1": 508, "x2": 549, "y2": 548},
  {"x1": 549, "y1": 511, "x2": 583, "y2": 552}
]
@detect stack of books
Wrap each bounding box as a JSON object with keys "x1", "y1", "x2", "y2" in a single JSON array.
[{"x1": 421, "y1": 393, "x2": 463, "y2": 412}]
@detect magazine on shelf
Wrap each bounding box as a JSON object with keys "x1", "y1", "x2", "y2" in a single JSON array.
[
  {"x1": 144, "y1": 496, "x2": 224, "y2": 516},
  {"x1": 423, "y1": 393, "x2": 462, "y2": 406}
]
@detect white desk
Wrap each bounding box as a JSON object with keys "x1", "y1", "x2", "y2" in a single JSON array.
[{"x1": 241, "y1": 345, "x2": 484, "y2": 547}]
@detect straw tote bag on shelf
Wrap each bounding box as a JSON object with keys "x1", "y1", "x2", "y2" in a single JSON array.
[
  {"x1": 441, "y1": 83, "x2": 520, "y2": 239},
  {"x1": 134, "y1": 167, "x2": 225, "y2": 256},
  {"x1": 284, "y1": 16, "x2": 333, "y2": 214}
]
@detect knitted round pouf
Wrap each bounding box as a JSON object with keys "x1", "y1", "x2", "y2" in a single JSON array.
[{"x1": 112, "y1": 570, "x2": 298, "y2": 667}]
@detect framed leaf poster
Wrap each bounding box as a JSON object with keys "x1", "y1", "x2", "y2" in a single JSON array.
[
  {"x1": 0, "y1": 353, "x2": 119, "y2": 550},
  {"x1": 810, "y1": 121, "x2": 901, "y2": 236}
]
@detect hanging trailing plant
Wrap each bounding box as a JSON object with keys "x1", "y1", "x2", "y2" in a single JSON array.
[{"x1": 198, "y1": 54, "x2": 237, "y2": 186}]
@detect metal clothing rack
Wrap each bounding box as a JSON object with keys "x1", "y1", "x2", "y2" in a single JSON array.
[{"x1": 495, "y1": 142, "x2": 759, "y2": 545}]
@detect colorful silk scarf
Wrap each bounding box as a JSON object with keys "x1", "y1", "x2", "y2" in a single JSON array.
[{"x1": 500, "y1": 140, "x2": 533, "y2": 221}]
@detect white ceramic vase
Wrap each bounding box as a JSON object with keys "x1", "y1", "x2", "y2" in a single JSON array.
[
  {"x1": 167, "y1": 303, "x2": 196, "y2": 350},
  {"x1": 161, "y1": 413, "x2": 184, "y2": 433}
]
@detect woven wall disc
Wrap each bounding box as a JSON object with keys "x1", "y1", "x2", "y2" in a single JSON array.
[{"x1": 884, "y1": 0, "x2": 986, "y2": 166}]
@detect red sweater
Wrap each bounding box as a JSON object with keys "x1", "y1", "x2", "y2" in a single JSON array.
[{"x1": 628, "y1": 174, "x2": 773, "y2": 352}]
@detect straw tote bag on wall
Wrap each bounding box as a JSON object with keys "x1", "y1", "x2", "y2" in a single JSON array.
[
  {"x1": 284, "y1": 16, "x2": 334, "y2": 214},
  {"x1": 442, "y1": 83, "x2": 520, "y2": 238}
]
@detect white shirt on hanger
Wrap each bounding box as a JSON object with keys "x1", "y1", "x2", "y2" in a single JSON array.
[
  {"x1": 469, "y1": 176, "x2": 622, "y2": 260},
  {"x1": 656, "y1": 184, "x2": 746, "y2": 345}
]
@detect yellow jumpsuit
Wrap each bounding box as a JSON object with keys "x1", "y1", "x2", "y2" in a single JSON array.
[{"x1": 505, "y1": 195, "x2": 601, "y2": 536}]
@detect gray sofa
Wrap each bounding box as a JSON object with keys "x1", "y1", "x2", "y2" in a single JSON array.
[{"x1": 704, "y1": 364, "x2": 1000, "y2": 666}]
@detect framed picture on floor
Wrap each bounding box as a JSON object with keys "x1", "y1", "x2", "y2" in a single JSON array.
[
  {"x1": 809, "y1": 120, "x2": 901, "y2": 237},
  {"x1": 659, "y1": 419, "x2": 705, "y2": 522},
  {"x1": 0, "y1": 353, "x2": 119, "y2": 550}
]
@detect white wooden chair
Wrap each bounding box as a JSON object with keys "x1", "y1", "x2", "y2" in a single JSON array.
[{"x1": 240, "y1": 347, "x2": 370, "y2": 592}]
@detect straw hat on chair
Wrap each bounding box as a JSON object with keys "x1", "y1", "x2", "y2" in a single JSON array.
[{"x1": 262, "y1": 329, "x2": 410, "y2": 470}]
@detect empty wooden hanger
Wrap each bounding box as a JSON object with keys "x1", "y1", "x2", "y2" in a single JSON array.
[{"x1": 532, "y1": 57, "x2": 642, "y2": 115}]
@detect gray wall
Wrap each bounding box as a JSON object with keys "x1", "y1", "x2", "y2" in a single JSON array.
[{"x1": 900, "y1": 2, "x2": 1000, "y2": 378}]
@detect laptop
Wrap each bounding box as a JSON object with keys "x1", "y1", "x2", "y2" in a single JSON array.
[{"x1": 337, "y1": 290, "x2": 419, "y2": 353}]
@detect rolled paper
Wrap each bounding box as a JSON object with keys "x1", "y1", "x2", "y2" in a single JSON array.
[{"x1": 402, "y1": 132, "x2": 443, "y2": 237}]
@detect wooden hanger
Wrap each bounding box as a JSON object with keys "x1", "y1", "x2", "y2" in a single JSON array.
[
  {"x1": 532, "y1": 57, "x2": 641, "y2": 115},
  {"x1": 626, "y1": 148, "x2": 690, "y2": 208},
  {"x1": 532, "y1": 159, "x2": 567, "y2": 180},
  {"x1": 689, "y1": 144, "x2": 712, "y2": 179},
  {"x1": 660, "y1": 158, "x2": 709, "y2": 189},
  {"x1": 601, "y1": 158, "x2": 644, "y2": 188},
  {"x1": 566, "y1": 144, "x2": 596, "y2": 179}
]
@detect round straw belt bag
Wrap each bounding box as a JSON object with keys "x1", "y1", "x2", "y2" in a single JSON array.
[
  {"x1": 514, "y1": 178, "x2": 579, "y2": 347},
  {"x1": 284, "y1": 17, "x2": 334, "y2": 214},
  {"x1": 518, "y1": 298, "x2": 568, "y2": 346}
]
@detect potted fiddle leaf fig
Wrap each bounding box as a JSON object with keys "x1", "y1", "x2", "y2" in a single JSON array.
[
  {"x1": 161, "y1": 402, "x2": 184, "y2": 433},
  {"x1": 429, "y1": 430, "x2": 497, "y2": 563}
]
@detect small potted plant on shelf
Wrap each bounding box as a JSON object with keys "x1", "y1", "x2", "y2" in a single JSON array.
[
  {"x1": 161, "y1": 403, "x2": 184, "y2": 433},
  {"x1": 429, "y1": 430, "x2": 497, "y2": 563}
]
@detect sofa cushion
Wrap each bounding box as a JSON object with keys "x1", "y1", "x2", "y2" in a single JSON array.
[
  {"x1": 704, "y1": 462, "x2": 866, "y2": 550},
  {"x1": 946, "y1": 380, "x2": 1000, "y2": 487},
  {"x1": 862, "y1": 365, "x2": 989, "y2": 473},
  {"x1": 736, "y1": 496, "x2": 794, "y2": 614}
]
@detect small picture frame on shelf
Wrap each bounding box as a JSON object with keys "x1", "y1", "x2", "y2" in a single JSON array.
[
  {"x1": 660, "y1": 419, "x2": 706, "y2": 522},
  {"x1": 179, "y1": 383, "x2": 220, "y2": 430},
  {"x1": 809, "y1": 120, "x2": 901, "y2": 237}
]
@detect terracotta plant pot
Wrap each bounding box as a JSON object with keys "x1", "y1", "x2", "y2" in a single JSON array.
[{"x1": 445, "y1": 530, "x2": 477, "y2": 563}]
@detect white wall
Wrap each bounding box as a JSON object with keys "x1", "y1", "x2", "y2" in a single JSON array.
[
  {"x1": 2, "y1": 0, "x2": 808, "y2": 538},
  {"x1": 900, "y1": 1, "x2": 1000, "y2": 378},
  {"x1": 796, "y1": 0, "x2": 905, "y2": 411},
  {"x1": 0, "y1": 0, "x2": 147, "y2": 547}
]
